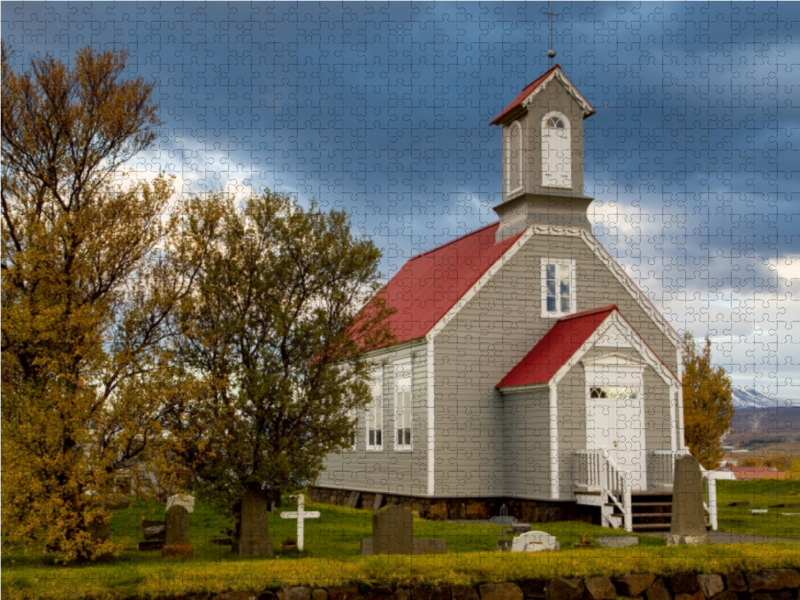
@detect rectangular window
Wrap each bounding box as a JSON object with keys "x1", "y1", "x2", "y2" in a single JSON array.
[
  {"x1": 366, "y1": 367, "x2": 383, "y2": 451},
  {"x1": 394, "y1": 362, "x2": 412, "y2": 451},
  {"x1": 541, "y1": 258, "x2": 576, "y2": 317},
  {"x1": 346, "y1": 408, "x2": 357, "y2": 451}
]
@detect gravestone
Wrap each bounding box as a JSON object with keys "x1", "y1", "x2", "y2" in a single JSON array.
[
  {"x1": 361, "y1": 505, "x2": 446, "y2": 555},
  {"x1": 279, "y1": 494, "x2": 320, "y2": 551},
  {"x1": 489, "y1": 503, "x2": 517, "y2": 524},
  {"x1": 374, "y1": 505, "x2": 413, "y2": 555},
  {"x1": 162, "y1": 504, "x2": 193, "y2": 559},
  {"x1": 510, "y1": 530, "x2": 559, "y2": 552},
  {"x1": 236, "y1": 490, "x2": 273, "y2": 557},
  {"x1": 166, "y1": 494, "x2": 195, "y2": 514},
  {"x1": 668, "y1": 454, "x2": 709, "y2": 546}
]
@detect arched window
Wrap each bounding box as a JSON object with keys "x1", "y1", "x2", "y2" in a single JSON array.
[
  {"x1": 505, "y1": 120, "x2": 524, "y2": 195},
  {"x1": 542, "y1": 112, "x2": 572, "y2": 189}
]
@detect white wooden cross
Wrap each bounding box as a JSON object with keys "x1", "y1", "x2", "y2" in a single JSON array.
[{"x1": 280, "y1": 494, "x2": 320, "y2": 551}]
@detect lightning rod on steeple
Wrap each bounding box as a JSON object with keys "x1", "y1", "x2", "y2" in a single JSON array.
[{"x1": 546, "y1": 3, "x2": 557, "y2": 66}]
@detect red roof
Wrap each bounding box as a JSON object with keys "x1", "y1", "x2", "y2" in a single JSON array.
[
  {"x1": 361, "y1": 222, "x2": 524, "y2": 347},
  {"x1": 497, "y1": 305, "x2": 618, "y2": 389},
  {"x1": 490, "y1": 64, "x2": 595, "y2": 126}
]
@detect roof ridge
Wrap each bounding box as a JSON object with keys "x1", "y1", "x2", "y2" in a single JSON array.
[
  {"x1": 408, "y1": 220, "x2": 501, "y2": 261},
  {"x1": 556, "y1": 304, "x2": 618, "y2": 322}
]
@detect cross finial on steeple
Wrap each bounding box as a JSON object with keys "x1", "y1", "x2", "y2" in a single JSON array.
[{"x1": 546, "y1": 2, "x2": 557, "y2": 66}]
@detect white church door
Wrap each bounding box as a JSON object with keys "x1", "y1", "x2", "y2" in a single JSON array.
[{"x1": 585, "y1": 356, "x2": 647, "y2": 491}]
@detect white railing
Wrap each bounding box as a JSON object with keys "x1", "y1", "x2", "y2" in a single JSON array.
[
  {"x1": 574, "y1": 449, "x2": 633, "y2": 532},
  {"x1": 651, "y1": 450, "x2": 718, "y2": 531}
]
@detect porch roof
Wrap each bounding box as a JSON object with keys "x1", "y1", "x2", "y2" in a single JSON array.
[{"x1": 496, "y1": 305, "x2": 618, "y2": 389}]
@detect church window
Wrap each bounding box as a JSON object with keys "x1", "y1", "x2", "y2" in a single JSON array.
[
  {"x1": 542, "y1": 112, "x2": 572, "y2": 189},
  {"x1": 541, "y1": 258, "x2": 576, "y2": 317},
  {"x1": 366, "y1": 367, "x2": 383, "y2": 450},
  {"x1": 394, "y1": 361, "x2": 412, "y2": 450},
  {"x1": 505, "y1": 120, "x2": 524, "y2": 195}
]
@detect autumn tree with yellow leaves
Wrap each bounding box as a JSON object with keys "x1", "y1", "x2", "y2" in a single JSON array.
[
  {"x1": 682, "y1": 333, "x2": 735, "y2": 470},
  {"x1": 1, "y1": 45, "x2": 214, "y2": 562}
]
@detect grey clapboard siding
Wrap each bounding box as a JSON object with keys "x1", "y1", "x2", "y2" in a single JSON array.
[
  {"x1": 503, "y1": 388, "x2": 552, "y2": 499},
  {"x1": 319, "y1": 341, "x2": 430, "y2": 496},
  {"x1": 434, "y1": 232, "x2": 679, "y2": 498}
]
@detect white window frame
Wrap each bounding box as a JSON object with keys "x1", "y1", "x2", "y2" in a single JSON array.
[
  {"x1": 366, "y1": 365, "x2": 383, "y2": 451},
  {"x1": 541, "y1": 111, "x2": 572, "y2": 189},
  {"x1": 541, "y1": 258, "x2": 576, "y2": 318},
  {"x1": 393, "y1": 360, "x2": 413, "y2": 451},
  {"x1": 346, "y1": 408, "x2": 357, "y2": 451},
  {"x1": 505, "y1": 120, "x2": 524, "y2": 196}
]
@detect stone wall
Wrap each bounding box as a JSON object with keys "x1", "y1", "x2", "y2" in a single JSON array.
[
  {"x1": 192, "y1": 569, "x2": 800, "y2": 600},
  {"x1": 308, "y1": 487, "x2": 599, "y2": 524}
]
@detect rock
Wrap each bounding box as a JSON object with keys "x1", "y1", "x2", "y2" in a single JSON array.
[
  {"x1": 518, "y1": 579, "x2": 547, "y2": 600},
  {"x1": 278, "y1": 588, "x2": 312, "y2": 600},
  {"x1": 511, "y1": 531, "x2": 559, "y2": 552},
  {"x1": 645, "y1": 579, "x2": 670, "y2": 600},
  {"x1": 412, "y1": 586, "x2": 451, "y2": 600},
  {"x1": 544, "y1": 579, "x2": 584, "y2": 600},
  {"x1": 614, "y1": 575, "x2": 656, "y2": 597},
  {"x1": 103, "y1": 494, "x2": 131, "y2": 510},
  {"x1": 584, "y1": 577, "x2": 616, "y2": 600},
  {"x1": 328, "y1": 586, "x2": 362, "y2": 600},
  {"x1": 753, "y1": 592, "x2": 793, "y2": 600},
  {"x1": 710, "y1": 593, "x2": 737, "y2": 600},
  {"x1": 452, "y1": 586, "x2": 479, "y2": 600},
  {"x1": 479, "y1": 583, "x2": 523, "y2": 600},
  {"x1": 698, "y1": 575, "x2": 724, "y2": 599},
  {"x1": 260, "y1": 592, "x2": 279, "y2": 600},
  {"x1": 668, "y1": 573, "x2": 700, "y2": 595},
  {"x1": 595, "y1": 536, "x2": 638, "y2": 548},
  {"x1": 725, "y1": 571, "x2": 747, "y2": 593},
  {"x1": 312, "y1": 590, "x2": 328, "y2": 600},
  {"x1": 396, "y1": 590, "x2": 411, "y2": 600},
  {"x1": 367, "y1": 587, "x2": 394, "y2": 600},
  {"x1": 748, "y1": 570, "x2": 800, "y2": 592},
  {"x1": 212, "y1": 592, "x2": 259, "y2": 600},
  {"x1": 428, "y1": 502, "x2": 449, "y2": 521},
  {"x1": 161, "y1": 544, "x2": 193, "y2": 559},
  {"x1": 466, "y1": 502, "x2": 489, "y2": 520},
  {"x1": 675, "y1": 593, "x2": 704, "y2": 600}
]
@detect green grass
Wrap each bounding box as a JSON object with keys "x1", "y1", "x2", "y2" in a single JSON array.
[
  {"x1": 5, "y1": 481, "x2": 800, "y2": 600},
  {"x1": 715, "y1": 478, "x2": 800, "y2": 539}
]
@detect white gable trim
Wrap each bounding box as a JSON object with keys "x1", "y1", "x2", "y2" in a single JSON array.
[
  {"x1": 426, "y1": 227, "x2": 535, "y2": 342},
  {"x1": 551, "y1": 311, "x2": 679, "y2": 388},
  {"x1": 522, "y1": 69, "x2": 595, "y2": 117},
  {"x1": 527, "y1": 225, "x2": 685, "y2": 351}
]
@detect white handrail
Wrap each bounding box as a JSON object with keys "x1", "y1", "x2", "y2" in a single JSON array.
[{"x1": 574, "y1": 449, "x2": 632, "y2": 532}]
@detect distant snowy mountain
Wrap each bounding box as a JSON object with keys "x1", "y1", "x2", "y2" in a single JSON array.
[{"x1": 730, "y1": 385, "x2": 795, "y2": 409}]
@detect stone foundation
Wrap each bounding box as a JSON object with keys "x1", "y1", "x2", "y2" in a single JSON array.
[
  {"x1": 173, "y1": 569, "x2": 800, "y2": 600},
  {"x1": 307, "y1": 487, "x2": 599, "y2": 525}
]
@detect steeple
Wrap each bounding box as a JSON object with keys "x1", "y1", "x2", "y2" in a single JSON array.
[{"x1": 490, "y1": 66, "x2": 596, "y2": 241}]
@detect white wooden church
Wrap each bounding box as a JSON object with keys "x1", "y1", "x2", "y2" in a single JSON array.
[{"x1": 313, "y1": 65, "x2": 716, "y2": 531}]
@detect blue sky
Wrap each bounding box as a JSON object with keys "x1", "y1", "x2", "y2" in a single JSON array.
[{"x1": 3, "y1": 2, "x2": 798, "y2": 399}]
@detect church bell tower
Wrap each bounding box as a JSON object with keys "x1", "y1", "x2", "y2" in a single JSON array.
[{"x1": 490, "y1": 65, "x2": 596, "y2": 241}]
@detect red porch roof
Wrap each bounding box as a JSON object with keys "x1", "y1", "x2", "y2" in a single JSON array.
[
  {"x1": 497, "y1": 305, "x2": 618, "y2": 389},
  {"x1": 361, "y1": 222, "x2": 524, "y2": 347}
]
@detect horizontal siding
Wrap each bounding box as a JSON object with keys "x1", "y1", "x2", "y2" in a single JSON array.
[
  {"x1": 435, "y1": 233, "x2": 678, "y2": 499},
  {"x1": 320, "y1": 341, "x2": 430, "y2": 496},
  {"x1": 503, "y1": 388, "x2": 551, "y2": 499}
]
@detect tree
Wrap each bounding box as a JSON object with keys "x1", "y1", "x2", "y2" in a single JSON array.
[
  {"x1": 682, "y1": 333, "x2": 734, "y2": 470},
  {"x1": 1, "y1": 45, "x2": 211, "y2": 562},
  {"x1": 165, "y1": 191, "x2": 394, "y2": 553}
]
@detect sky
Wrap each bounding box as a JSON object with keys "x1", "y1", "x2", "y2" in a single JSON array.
[{"x1": 2, "y1": 1, "x2": 798, "y2": 400}]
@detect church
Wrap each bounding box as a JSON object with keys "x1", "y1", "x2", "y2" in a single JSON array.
[{"x1": 312, "y1": 65, "x2": 698, "y2": 531}]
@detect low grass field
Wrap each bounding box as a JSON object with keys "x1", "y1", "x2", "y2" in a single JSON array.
[
  {"x1": 3, "y1": 480, "x2": 800, "y2": 600},
  {"x1": 715, "y1": 478, "x2": 800, "y2": 539}
]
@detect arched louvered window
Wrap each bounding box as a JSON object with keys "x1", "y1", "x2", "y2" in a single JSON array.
[
  {"x1": 542, "y1": 112, "x2": 572, "y2": 189},
  {"x1": 505, "y1": 120, "x2": 524, "y2": 195}
]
